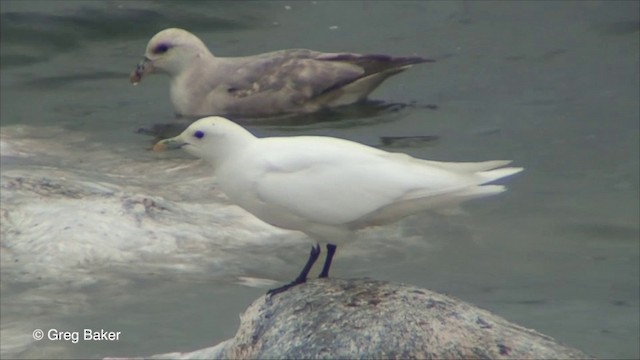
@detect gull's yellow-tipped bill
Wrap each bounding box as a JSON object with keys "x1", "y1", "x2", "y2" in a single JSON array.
[
  {"x1": 152, "y1": 141, "x2": 167, "y2": 152},
  {"x1": 152, "y1": 136, "x2": 186, "y2": 152}
]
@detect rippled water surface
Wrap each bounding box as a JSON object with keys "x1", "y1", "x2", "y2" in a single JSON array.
[{"x1": 1, "y1": 1, "x2": 638, "y2": 359}]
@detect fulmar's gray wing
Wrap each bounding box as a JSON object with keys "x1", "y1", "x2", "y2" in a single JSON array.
[
  {"x1": 311, "y1": 52, "x2": 433, "y2": 106},
  {"x1": 218, "y1": 49, "x2": 432, "y2": 115}
]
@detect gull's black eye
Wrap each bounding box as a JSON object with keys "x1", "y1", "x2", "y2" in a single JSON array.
[
  {"x1": 194, "y1": 130, "x2": 205, "y2": 139},
  {"x1": 153, "y1": 43, "x2": 170, "y2": 54}
]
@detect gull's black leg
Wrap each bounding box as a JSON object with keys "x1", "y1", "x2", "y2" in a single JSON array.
[
  {"x1": 319, "y1": 243, "x2": 337, "y2": 278},
  {"x1": 267, "y1": 244, "x2": 321, "y2": 296}
]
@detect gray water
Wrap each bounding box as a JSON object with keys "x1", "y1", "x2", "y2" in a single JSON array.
[{"x1": 1, "y1": 1, "x2": 638, "y2": 359}]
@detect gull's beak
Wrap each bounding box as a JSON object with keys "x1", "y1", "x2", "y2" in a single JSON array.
[
  {"x1": 153, "y1": 136, "x2": 187, "y2": 152},
  {"x1": 130, "y1": 57, "x2": 154, "y2": 85}
]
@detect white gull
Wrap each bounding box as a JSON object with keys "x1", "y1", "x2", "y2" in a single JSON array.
[{"x1": 153, "y1": 116, "x2": 523, "y2": 294}]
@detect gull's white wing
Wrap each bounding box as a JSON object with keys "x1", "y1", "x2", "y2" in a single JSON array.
[{"x1": 251, "y1": 137, "x2": 480, "y2": 226}]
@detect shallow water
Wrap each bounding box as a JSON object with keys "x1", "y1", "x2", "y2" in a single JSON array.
[{"x1": 1, "y1": 1, "x2": 638, "y2": 359}]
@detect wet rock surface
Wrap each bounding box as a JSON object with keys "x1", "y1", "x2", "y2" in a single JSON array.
[{"x1": 136, "y1": 278, "x2": 593, "y2": 359}]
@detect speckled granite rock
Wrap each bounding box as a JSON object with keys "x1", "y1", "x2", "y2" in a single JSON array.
[{"x1": 115, "y1": 278, "x2": 593, "y2": 360}]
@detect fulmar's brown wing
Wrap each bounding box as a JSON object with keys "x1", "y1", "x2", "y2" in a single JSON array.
[{"x1": 220, "y1": 49, "x2": 433, "y2": 114}]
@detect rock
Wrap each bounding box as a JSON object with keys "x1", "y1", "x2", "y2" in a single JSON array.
[{"x1": 130, "y1": 278, "x2": 593, "y2": 359}]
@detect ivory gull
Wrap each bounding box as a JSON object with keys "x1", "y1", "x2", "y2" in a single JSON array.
[{"x1": 153, "y1": 116, "x2": 523, "y2": 295}]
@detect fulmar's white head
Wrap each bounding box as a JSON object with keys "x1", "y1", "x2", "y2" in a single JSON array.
[{"x1": 130, "y1": 28, "x2": 213, "y2": 83}]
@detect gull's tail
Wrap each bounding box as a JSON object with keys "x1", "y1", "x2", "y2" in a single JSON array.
[{"x1": 477, "y1": 163, "x2": 524, "y2": 185}]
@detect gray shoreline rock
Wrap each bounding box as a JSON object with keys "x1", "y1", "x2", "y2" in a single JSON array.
[{"x1": 118, "y1": 278, "x2": 593, "y2": 360}]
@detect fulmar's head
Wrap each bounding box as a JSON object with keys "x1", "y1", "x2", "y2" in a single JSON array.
[
  {"x1": 153, "y1": 116, "x2": 255, "y2": 165},
  {"x1": 130, "y1": 28, "x2": 213, "y2": 84}
]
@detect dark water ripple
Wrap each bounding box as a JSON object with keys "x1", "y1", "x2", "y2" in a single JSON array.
[{"x1": 0, "y1": 4, "x2": 266, "y2": 69}]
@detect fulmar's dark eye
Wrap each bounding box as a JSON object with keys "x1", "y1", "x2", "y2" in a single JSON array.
[
  {"x1": 194, "y1": 130, "x2": 205, "y2": 139},
  {"x1": 153, "y1": 43, "x2": 171, "y2": 54}
]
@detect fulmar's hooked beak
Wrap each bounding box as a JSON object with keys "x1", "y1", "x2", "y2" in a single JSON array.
[
  {"x1": 153, "y1": 136, "x2": 188, "y2": 152},
  {"x1": 129, "y1": 57, "x2": 154, "y2": 85}
]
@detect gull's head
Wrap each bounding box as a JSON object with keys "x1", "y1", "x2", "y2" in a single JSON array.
[
  {"x1": 130, "y1": 28, "x2": 212, "y2": 84},
  {"x1": 153, "y1": 116, "x2": 254, "y2": 165}
]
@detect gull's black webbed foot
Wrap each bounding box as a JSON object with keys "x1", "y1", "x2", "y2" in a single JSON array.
[{"x1": 267, "y1": 244, "x2": 321, "y2": 296}]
